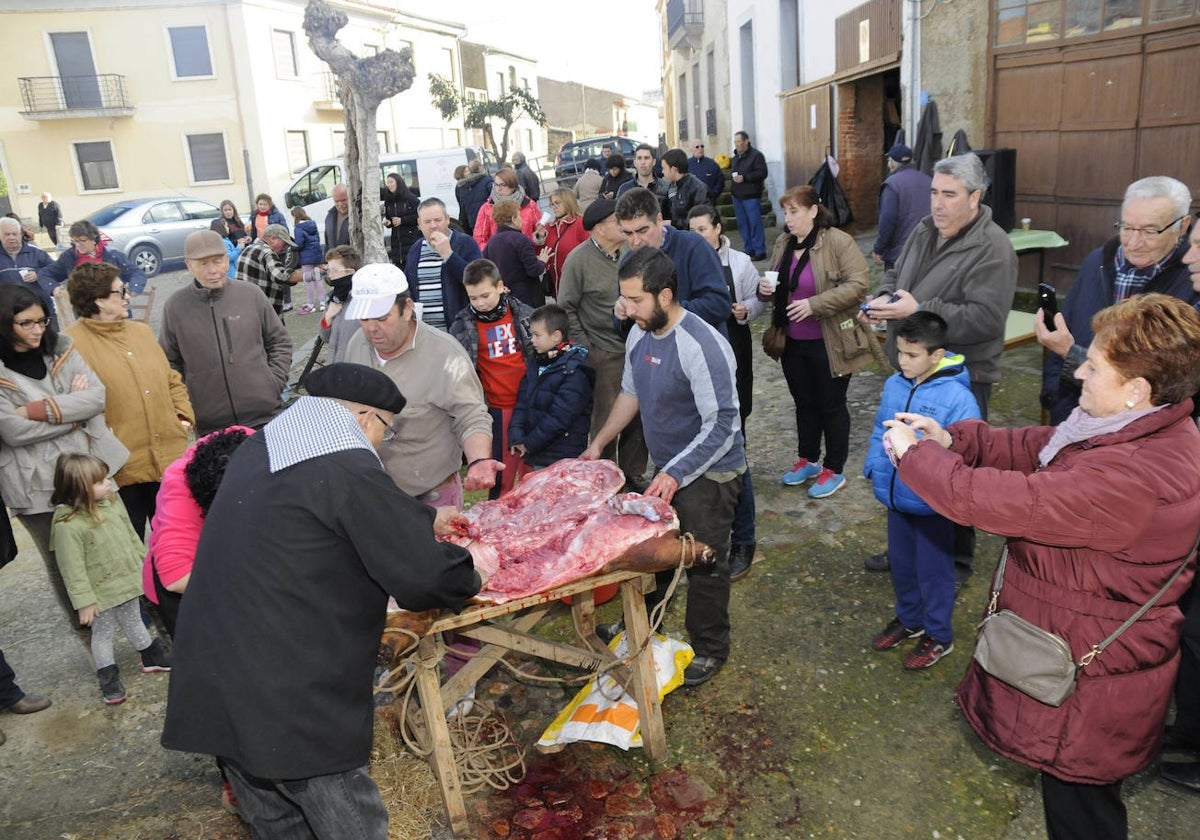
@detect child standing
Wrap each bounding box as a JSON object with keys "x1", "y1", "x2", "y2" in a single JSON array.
[
  {"x1": 290, "y1": 207, "x2": 324, "y2": 314},
  {"x1": 51, "y1": 453, "x2": 171, "y2": 704},
  {"x1": 864, "y1": 312, "x2": 980, "y2": 670},
  {"x1": 447, "y1": 259, "x2": 535, "y2": 498},
  {"x1": 508, "y1": 304, "x2": 594, "y2": 468},
  {"x1": 317, "y1": 245, "x2": 362, "y2": 365}
]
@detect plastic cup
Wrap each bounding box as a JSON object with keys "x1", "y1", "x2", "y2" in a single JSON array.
[
  {"x1": 1021, "y1": 218, "x2": 1032, "y2": 231},
  {"x1": 763, "y1": 271, "x2": 779, "y2": 292}
]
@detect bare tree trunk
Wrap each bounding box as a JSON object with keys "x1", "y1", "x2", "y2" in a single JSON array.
[{"x1": 304, "y1": 0, "x2": 412, "y2": 265}]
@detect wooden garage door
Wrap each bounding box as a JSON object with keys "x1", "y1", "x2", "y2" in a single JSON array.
[{"x1": 782, "y1": 86, "x2": 833, "y2": 189}]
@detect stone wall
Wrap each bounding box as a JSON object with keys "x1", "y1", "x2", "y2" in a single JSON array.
[{"x1": 919, "y1": 0, "x2": 989, "y2": 146}]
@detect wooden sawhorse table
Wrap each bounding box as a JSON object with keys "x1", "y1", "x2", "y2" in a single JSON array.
[{"x1": 407, "y1": 569, "x2": 669, "y2": 837}]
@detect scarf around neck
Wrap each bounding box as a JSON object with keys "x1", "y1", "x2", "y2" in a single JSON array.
[
  {"x1": 1038, "y1": 403, "x2": 1165, "y2": 467},
  {"x1": 771, "y1": 226, "x2": 819, "y2": 327}
]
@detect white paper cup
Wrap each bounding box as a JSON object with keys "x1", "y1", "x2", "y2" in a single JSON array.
[
  {"x1": 763, "y1": 271, "x2": 780, "y2": 292},
  {"x1": 1021, "y1": 218, "x2": 1032, "y2": 231}
]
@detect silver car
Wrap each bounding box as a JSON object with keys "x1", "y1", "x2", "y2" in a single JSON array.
[{"x1": 85, "y1": 197, "x2": 222, "y2": 277}]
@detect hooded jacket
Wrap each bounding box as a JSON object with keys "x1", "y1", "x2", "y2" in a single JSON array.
[
  {"x1": 508, "y1": 344, "x2": 594, "y2": 466},
  {"x1": 879, "y1": 204, "x2": 1018, "y2": 385},
  {"x1": 456, "y1": 171, "x2": 493, "y2": 231},
  {"x1": 157, "y1": 279, "x2": 292, "y2": 435},
  {"x1": 0, "y1": 334, "x2": 129, "y2": 514},
  {"x1": 900, "y1": 401, "x2": 1200, "y2": 784},
  {"x1": 864, "y1": 353, "x2": 979, "y2": 515}
]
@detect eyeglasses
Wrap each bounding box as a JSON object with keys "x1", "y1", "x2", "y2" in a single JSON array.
[
  {"x1": 693, "y1": 145, "x2": 704, "y2": 149},
  {"x1": 14, "y1": 317, "x2": 51, "y2": 330},
  {"x1": 360, "y1": 410, "x2": 394, "y2": 441},
  {"x1": 107, "y1": 284, "x2": 130, "y2": 299},
  {"x1": 71, "y1": 238, "x2": 95, "y2": 246},
  {"x1": 1114, "y1": 215, "x2": 1187, "y2": 238}
]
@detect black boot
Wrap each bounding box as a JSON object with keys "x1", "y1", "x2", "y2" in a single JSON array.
[
  {"x1": 139, "y1": 638, "x2": 172, "y2": 673},
  {"x1": 97, "y1": 664, "x2": 126, "y2": 705},
  {"x1": 729, "y1": 544, "x2": 755, "y2": 582}
]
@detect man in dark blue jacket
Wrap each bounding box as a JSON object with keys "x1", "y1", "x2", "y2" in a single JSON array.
[
  {"x1": 405, "y1": 197, "x2": 483, "y2": 331},
  {"x1": 689, "y1": 140, "x2": 724, "y2": 204},
  {"x1": 1038, "y1": 176, "x2": 1197, "y2": 424},
  {"x1": 872, "y1": 145, "x2": 932, "y2": 270},
  {"x1": 613, "y1": 188, "x2": 730, "y2": 334}
]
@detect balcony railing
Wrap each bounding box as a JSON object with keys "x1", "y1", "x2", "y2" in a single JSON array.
[
  {"x1": 667, "y1": 0, "x2": 700, "y2": 50},
  {"x1": 18, "y1": 74, "x2": 134, "y2": 119},
  {"x1": 705, "y1": 107, "x2": 717, "y2": 137},
  {"x1": 314, "y1": 71, "x2": 344, "y2": 111},
  {"x1": 678, "y1": 118, "x2": 688, "y2": 141}
]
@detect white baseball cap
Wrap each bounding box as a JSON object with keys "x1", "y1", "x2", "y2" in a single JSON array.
[{"x1": 344, "y1": 263, "x2": 409, "y2": 320}]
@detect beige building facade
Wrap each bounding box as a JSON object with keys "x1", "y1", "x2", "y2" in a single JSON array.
[{"x1": 1, "y1": 0, "x2": 468, "y2": 222}]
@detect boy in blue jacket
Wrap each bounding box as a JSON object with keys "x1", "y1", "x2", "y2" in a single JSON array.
[
  {"x1": 864, "y1": 312, "x2": 980, "y2": 670},
  {"x1": 508, "y1": 304, "x2": 594, "y2": 469}
]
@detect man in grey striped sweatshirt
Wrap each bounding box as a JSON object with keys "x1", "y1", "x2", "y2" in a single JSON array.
[{"x1": 583, "y1": 247, "x2": 746, "y2": 687}]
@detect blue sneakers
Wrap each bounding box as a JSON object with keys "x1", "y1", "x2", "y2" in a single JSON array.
[
  {"x1": 782, "y1": 458, "x2": 821, "y2": 485},
  {"x1": 807, "y1": 468, "x2": 846, "y2": 499}
]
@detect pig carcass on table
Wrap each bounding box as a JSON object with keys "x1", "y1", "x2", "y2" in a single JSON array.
[{"x1": 445, "y1": 459, "x2": 695, "y2": 603}]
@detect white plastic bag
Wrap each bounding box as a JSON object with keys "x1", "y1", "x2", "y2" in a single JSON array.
[{"x1": 537, "y1": 633, "x2": 693, "y2": 751}]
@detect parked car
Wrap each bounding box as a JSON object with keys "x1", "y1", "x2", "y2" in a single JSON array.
[
  {"x1": 553, "y1": 136, "x2": 639, "y2": 187},
  {"x1": 283, "y1": 146, "x2": 498, "y2": 235},
  {"x1": 85, "y1": 197, "x2": 222, "y2": 277}
]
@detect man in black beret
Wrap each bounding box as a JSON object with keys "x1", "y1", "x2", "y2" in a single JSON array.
[{"x1": 163, "y1": 362, "x2": 484, "y2": 836}]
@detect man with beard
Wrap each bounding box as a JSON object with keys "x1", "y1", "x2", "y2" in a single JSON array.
[{"x1": 583, "y1": 247, "x2": 745, "y2": 688}]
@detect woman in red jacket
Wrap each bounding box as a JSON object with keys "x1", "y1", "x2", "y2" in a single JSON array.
[
  {"x1": 533, "y1": 189, "x2": 586, "y2": 297},
  {"x1": 883, "y1": 294, "x2": 1200, "y2": 840},
  {"x1": 472, "y1": 168, "x2": 540, "y2": 249}
]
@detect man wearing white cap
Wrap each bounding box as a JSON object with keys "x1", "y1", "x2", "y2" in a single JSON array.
[
  {"x1": 340, "y1": 263, "x2": 500, "y2": 507},
  {"x1": 160, "y1": 230, "x2": 291, "y2": 435}
]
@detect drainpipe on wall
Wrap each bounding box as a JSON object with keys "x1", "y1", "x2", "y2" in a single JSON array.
[{"x1": 902, "y1": 0, "x2": 921, "y2": 144}]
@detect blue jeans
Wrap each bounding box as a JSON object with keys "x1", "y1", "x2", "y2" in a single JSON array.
[
  {"x1": 887, "y1": 509, "x2": 956, "y2": 643},
  {"x1": 223, "y1": 760, "x2": 388, "y2": 840},
  {"x1": 0, "y1": 648, "x2": 25, "y2": 708},
  {"x1": 732, "y1": 196, "x2": 765, "y2": 256}
]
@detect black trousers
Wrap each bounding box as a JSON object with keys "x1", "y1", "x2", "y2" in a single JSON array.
[
  {"x1": 780, "y1": 338, "x2": 851, "y2": 474},
  {"x1": 1173, "y1": 571, "x2": 1200, "y2": 741},
  {"x1": 1041, "y1": 772, "x2": 1126, "y2": 840},
  {"x1": 118, "y1": 481, "x2": 160, "y2": 541},
  {"x1": 645, "y1": 473, "x2": 740, "y2": 662}
]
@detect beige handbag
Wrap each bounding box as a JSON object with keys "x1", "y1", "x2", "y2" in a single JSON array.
[{"x1": 973, "y1": 541, "x2": 1195, "y2": 707}]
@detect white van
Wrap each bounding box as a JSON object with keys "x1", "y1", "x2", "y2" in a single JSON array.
[{"x1": 281, "y1": 145, "x2": 498, "y2": 232}]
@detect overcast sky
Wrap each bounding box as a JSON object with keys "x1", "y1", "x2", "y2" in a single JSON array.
[{"x1": 441, "y1": 1, "x2": 664, "y2": 100}]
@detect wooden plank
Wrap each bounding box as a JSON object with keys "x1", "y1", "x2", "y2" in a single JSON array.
[
  {"x1": 620, "y1": 577, "x2": 668, "y2": 764},
  {"x1": 414, "y1": 635, "x2": 469, "y2": 837}
]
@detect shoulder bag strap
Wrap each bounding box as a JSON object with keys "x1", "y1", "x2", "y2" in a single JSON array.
[{"x1": 1079, "y1": 529, "x2": 1200, "y2": 668}]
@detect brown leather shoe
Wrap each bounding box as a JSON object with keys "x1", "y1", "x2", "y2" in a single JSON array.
[{"x1": 6, "y1": 693, "x2": 51, "y2": 714}]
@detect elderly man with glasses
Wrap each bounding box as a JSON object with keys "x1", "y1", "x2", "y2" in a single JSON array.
[
  {"x1": 1036, "y1": 176, "x2": 1198, "y2": 425},
  {"x1": 688, "y1": 140, "x2": 724, "y2": 205}
]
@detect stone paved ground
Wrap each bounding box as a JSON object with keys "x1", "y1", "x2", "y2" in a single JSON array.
[{"x1": 2, "y1": 238, "x2": 1199, "y2": 838}]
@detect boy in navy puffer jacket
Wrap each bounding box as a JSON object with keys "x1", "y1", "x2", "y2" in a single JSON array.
[
  {"x1": 864, "y1": 312, "x2": 980, "y2": 670},
  {"x1": 508, "y1": 304, "x2": 594, "y2": 469}
]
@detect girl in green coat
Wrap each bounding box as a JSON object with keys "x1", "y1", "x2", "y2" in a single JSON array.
[{"x1": 50, "y1": 453, "x2": 171, "y2": 705}]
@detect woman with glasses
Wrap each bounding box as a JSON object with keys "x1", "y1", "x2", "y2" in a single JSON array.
[
  {"x1": 0, "y1": 282, "x2": 129, "y2": 634},
  {"x1": 35, "y1": 219, "x2": 147, "y2": 305},
  {"x1": 64, "y1": 262, "x2": 194, "y2": 539},
  {"x1": 532, "y1": 189, "x2": 586, "y2": 297}
]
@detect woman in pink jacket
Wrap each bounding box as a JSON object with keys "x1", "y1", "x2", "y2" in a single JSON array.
[
  {"x1": 142, "y1": 426, "x2": 253, "y2": 637},
  {"x1": 884, "y1": 294, "x2": 1200, "y2": 840}
]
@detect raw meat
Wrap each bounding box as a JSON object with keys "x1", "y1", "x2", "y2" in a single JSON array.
[{"x1": 446, "y1": 459, "x2": 688, "y2": 603}]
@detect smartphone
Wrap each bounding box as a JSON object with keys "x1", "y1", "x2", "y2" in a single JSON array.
[
  {"x1": 861, "y1": 293, "x2": 901, "y2": 312},
  {"x1": 1038, "y1": 283, "x2": 1058, "y2": 330}
]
